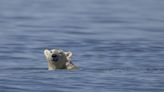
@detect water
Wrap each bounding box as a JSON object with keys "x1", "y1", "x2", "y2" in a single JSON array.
[{"x1": 0, "y1": 0, "x2": 164, "y2": 92}]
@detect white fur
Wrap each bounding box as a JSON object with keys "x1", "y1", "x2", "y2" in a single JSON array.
[{"x1": 44, "y1": 49, "x2": 76, "y2": 70}]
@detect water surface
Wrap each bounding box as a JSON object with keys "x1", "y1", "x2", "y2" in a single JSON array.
[{"x1": 0, "y1": 0, "x2": 164, "y2": 92}]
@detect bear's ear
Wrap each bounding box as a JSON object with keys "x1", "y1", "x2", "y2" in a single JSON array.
[
  {"x1": 44, "y1": 49, "x2": 51, "y2": 57},
  {"x1": 64, "y1": 51, "x2": 72, "y2": 58}
]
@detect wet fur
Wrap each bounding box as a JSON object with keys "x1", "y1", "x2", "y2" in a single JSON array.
[{"x1": 44, "y1": 49, "x2": 77, "y2": 70}]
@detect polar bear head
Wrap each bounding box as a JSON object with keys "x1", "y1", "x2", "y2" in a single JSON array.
[{"x1": 44, "y1": 49, "x2": 72, "y2": 70}]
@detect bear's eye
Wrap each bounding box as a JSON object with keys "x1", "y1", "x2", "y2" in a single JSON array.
[{"x1": 52, "y1": 54, "x2": 59, "y2": 62}]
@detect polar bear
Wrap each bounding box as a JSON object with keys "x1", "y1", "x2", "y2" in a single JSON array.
[{"x1": 44, "y1": 49, "x2": 77, "y2": 70}]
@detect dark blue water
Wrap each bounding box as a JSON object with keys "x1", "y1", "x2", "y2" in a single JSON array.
[{"x1": 0, "y1": 0, "x2": 164, "y2": 92}]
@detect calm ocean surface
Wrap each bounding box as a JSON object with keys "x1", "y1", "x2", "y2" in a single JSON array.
[{"x1": 0, "y1": 0, "x2": 164, "y2": 92}]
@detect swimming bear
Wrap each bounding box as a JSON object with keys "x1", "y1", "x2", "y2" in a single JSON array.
[{"x1": 44, "y1": 49, "x2": 77, "y2": 70}]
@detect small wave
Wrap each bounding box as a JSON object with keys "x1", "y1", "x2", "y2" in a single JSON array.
[
  {"x1": 81, "y1": 67, "x2": 164, "y2": 73},
  {"x1": 1, "y1": 67, "x2": 47, "y2": 71}
]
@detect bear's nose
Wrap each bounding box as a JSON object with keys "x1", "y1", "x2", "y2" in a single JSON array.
[{"x1": 52, "y1": 54, "x2": 59, "y2": 62}]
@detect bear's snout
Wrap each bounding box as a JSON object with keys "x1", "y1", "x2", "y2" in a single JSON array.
[{"x1": 52, "y1": 54, "x2": 59, "y2": 62}]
